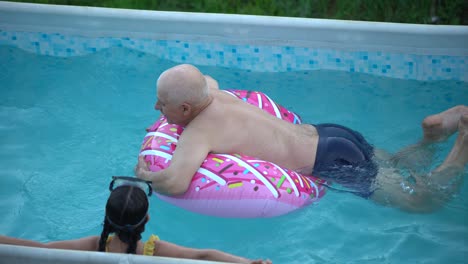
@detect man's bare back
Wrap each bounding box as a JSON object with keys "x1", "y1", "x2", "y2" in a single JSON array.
[{"x1": 184, "y1": 89, "x2": 319, "y2": 171}]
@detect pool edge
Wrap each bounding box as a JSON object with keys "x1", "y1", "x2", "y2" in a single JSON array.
[{"x1": 1, "y1": 1, "x2": 467, "y2": 54}]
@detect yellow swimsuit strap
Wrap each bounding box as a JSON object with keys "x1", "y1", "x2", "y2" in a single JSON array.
[
  {"x1": 143, "y1": 234, "x2": 160, "y2": 256},
  {"x1": 106, "y1": 234, "x2": 159, "y2": 255},
  {"x1": 105, "y1": 236, "x2": 113, "y2": 252}
]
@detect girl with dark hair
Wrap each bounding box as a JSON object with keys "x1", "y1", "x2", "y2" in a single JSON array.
[{"x1": 0, "y1": 177, "x2": 272, "y2": 264}]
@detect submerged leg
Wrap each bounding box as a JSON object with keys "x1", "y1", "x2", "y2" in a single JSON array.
[
  {"x1": 371, "y1": 113, "x2": 468, "y2": 213},
  {"x1": 389, "y1": 105, "x2": 468, "y2": 171}
]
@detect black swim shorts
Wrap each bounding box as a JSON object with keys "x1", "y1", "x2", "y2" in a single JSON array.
[{"x1": 312, "y1": 123, "x2": 378, "y2": 198}]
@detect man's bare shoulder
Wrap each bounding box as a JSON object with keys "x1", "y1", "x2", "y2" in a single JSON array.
[
  {"x1": 204, "y1": 75, "x2": 219, "y2": 90},
  {"x1": 181, "y1": 111, "x2": 218, "y2": 139},
  {"x1": 183, "y1": 96, "x2": 234, "y2": 138}
]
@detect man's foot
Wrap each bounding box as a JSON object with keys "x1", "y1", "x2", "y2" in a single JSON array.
[
  {"x1": 422, "y1": 105, "x2": 468, "y2": 142},
  {"x1": 434, "y1": 114, "x2": 468, "y2": 172},
  {"x1": 453, "y1": 114, "x2": 468, "y2": 166}
]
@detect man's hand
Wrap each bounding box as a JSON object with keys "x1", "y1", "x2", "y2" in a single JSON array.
[
  {"x1": 135, "y1": 155, "x2": 151, "y2": 181},
  {"x1": 134, "y1": 155, "x2": 186, "y2": 195}
]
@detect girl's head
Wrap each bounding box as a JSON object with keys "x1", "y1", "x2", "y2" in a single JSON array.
[
  {"x1": 106, "y1": 185, "x2": 149, "y2": 235},
  {"x1": 98, "y1": 178, "x2": 152, "y2": 254}
]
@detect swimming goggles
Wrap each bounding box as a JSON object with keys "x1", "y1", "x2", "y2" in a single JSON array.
[{"x1": 109, "y1": 176, "x2": 153, "y2": 197}]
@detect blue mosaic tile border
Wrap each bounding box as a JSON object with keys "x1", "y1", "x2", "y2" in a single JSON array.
[{"x1": 1, "y1": 30, "x2": 466, "y2": 81}]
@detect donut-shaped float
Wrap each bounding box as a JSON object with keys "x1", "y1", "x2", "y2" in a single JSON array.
[{"x1": 140, "y1": 90, "x2": 327, "y2": 218}]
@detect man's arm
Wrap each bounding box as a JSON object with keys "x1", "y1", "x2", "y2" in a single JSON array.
[{"x1": 136, "y1": 128, "x2": 210, "y2": 195}]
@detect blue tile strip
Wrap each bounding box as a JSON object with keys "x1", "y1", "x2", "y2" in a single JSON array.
[{"x1": 1, "y1": 30, "x2": 466, "y2": 81}]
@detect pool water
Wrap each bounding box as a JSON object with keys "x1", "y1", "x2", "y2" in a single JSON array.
[{"x1": 0, "y1": 45, "x2": 467, "y2": 264}]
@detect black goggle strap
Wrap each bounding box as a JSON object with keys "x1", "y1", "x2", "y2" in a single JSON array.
[{"x1": 106, "y1": 214, "x2": 147, "y2": 232}]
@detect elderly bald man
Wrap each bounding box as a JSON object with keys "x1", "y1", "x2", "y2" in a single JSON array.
[{"x1": 136, "y1": 64, "x2": 468, "y2": 213}]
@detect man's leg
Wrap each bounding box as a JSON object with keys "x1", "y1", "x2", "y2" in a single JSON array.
[
  {"x1": 431, "y1": 114, "x2": 468, "y2": 179},
  {"x1": 389, "y1": 105, "x2": 468, "y2": 171},
  {"x1": 370, "y1": 107, "x2": 468, "y2": 213},
  {"x1": 422, "y1": 105, "x2": 468, "y2": 142}
]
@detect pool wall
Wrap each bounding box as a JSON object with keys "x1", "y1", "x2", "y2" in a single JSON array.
[
  {"x1": 0, "y1": 244, "x2": 224, "y2": 264},
  {"x1": 1, "y1": 1, "x2": 467, "y2": 81}
]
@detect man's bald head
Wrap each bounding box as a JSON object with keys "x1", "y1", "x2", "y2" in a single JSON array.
[{"x1": 156, "y1": 64, "x2": 208, "y2": 106}]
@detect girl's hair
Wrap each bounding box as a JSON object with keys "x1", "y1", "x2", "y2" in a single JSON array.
[{"x1": 98, "y1": 185, "x2": 149, "y2": 254}]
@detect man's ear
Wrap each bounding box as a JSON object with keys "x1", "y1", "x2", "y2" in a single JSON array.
[{"x1": 181, "y1": 103, "x2": 191, "y2": 116}]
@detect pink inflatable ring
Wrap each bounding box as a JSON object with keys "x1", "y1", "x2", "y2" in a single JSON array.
[{"x1": 140, "y1": 90, "x2": 327, "y2": 218}]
